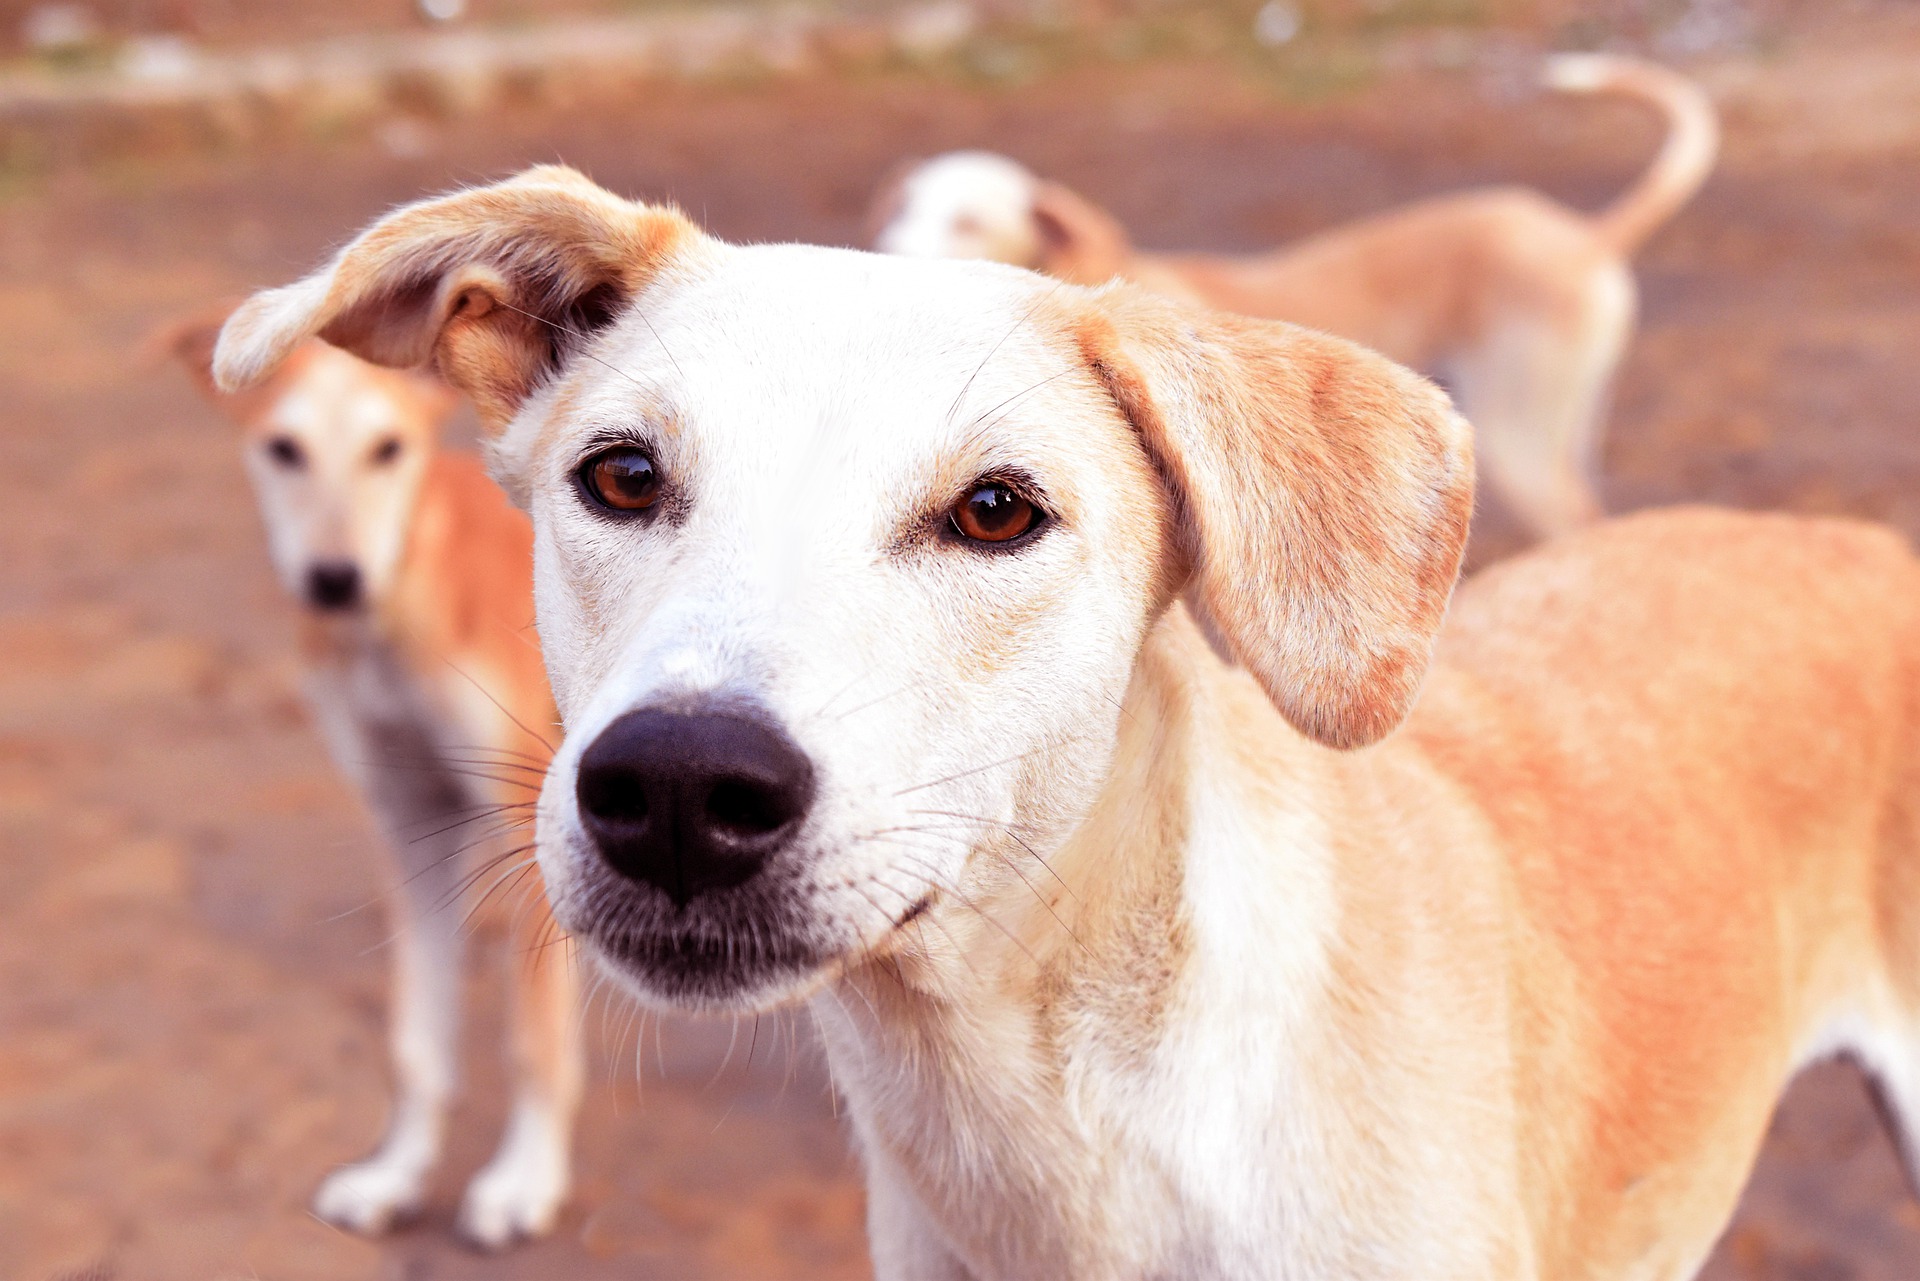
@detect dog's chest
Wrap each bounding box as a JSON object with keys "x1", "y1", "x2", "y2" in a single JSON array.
[{"x1": 301, "y1": 633, "x2": 478, "y2": 818}]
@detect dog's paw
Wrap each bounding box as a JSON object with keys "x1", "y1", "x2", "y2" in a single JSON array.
[
  {"x1": 455, "y1": 1141, "x2": 569, "y2": 1250},
  {"x1": 312, "y1": 1157, "x2": 429, "y2": 1236}
]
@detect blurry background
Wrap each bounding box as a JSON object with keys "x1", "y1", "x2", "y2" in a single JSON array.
[{"x1": 4, "y1": 0, "x2": 1920, "y2": 1277}]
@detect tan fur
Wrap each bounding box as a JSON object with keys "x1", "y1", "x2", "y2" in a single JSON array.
[{"x1": 213, "y1": 167, "x2": 1920, "y2": 1280}]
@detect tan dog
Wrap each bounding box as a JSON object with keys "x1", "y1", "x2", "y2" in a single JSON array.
[
  {"x1": 169, "y1": 326, "x2": 581, "y2": 1248},
  {"x1": 871, "y1": 53, "x2": 1718, "y2": 541},
  {"x1": 213, "y1": 167, "x2": 1919, "y2": 1279}
]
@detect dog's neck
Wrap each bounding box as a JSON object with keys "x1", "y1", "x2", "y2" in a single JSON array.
[{"x1": 813, "y1": 607, "x2": 1359, "y2": 1274}]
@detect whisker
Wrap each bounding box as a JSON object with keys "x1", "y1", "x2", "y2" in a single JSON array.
[
  {"x1": 943, "y1": 279, "x2": 1068, "y2": 429},
  {"x1": 493, "y1": 297, "x2": 663, "y2": 400},
  {"x1": 904, "y1": 808, "x2": 1077, "y2": 902},
  {"x1": 826, "y1": 680, "x2": 921, "y2": 725},
  {"x1": 893, "y1": 735, "x2": 1085, "y2": 797},
  {"x1": 958, "y1": 366, "x2": 1075, "y2": 447},
  {"x1": 863, "y1": 838, "x2": 1045, "y2": 970},
  {"x1": 404, "y1": 801, "x2": 536, "y2": 848}
]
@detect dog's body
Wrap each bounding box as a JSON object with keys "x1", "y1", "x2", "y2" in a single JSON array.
[
  {"x1": 214, "y1": 169, "x2": 1920, "y2": 1279},
  {"x1": 822, "y1": 508, "x2": 1920, "y2": 1279},
  {"x1": 871, "y1": 54, "x2": 1719, "y2": 540},
  {"x1": 171, "y1": 333, "x2": 580, "y2": 1248}
]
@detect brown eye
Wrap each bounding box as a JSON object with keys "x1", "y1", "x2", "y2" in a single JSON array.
[
  {"x1": 580, "y1": 446, "x2": 661, "y2": 513},
  {"x1": 369, "y1": 436, "x2": 403, "y2": 467},
  {"x1": 951, "y1": 481, "x2": 1040, "y2": 545},
  {"x1": 266, "y1": 436, "x2": 305, "y2": 469}
]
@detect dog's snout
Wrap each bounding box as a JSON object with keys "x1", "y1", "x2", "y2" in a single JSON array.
[
  {"x1": 306, "y1": 561, "x2": 363, "y2": 611},
  {"x1": 575, "y1": 707, "x2": 815, "y2": 906}
]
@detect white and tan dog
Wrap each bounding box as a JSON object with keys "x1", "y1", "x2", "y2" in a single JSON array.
[
  {"x1": 214, "y1": 168, "x2": 1920, "y2": 1279},
  {"x1": 170, "y1": 325, "x2": 581, "y2": 1248},
  {"x1": 870, "y1": 54, "x2": 1718, "y2": 541}
]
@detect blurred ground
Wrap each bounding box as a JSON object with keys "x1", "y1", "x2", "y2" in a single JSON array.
[{"x1": 5, "y1": 8, "x2": 1920, "y2": 1280}]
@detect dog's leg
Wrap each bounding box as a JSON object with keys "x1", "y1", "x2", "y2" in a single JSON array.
[
  {"x1": 457, "y1": 883, "x2": 583, "y2": 1249},
  {"x1": 312, "y1": 743, "x2": 471, "y2": 1235},
  {"x1": 864, "y1": 1147, "x2": 977, "y2": 1280},
  {"x1": 1854, "y1": 1021, "x2": 1920, "y2": 1200}
]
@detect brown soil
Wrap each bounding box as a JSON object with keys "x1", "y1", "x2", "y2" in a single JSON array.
[{"x1": 5, "y1": 17, "x2": 1920, "y2": 1280}]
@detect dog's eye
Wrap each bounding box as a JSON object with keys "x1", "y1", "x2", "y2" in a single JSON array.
[
  {"x1": 266, "y1": 436, "x2": 305, "y2": 469},
  {"x1": 368, "y1": 436, "x2": 403, "y2": 467},
  {"x1": 580, "y1": 446, "x2": 661, "y2": 513},
  {"x1": 951, "y1": 481, "x2": 1040, "y2": 545}
]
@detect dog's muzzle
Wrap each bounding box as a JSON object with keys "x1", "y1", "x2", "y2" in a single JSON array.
[
  {"x1": 574, "y1": 702, "x2": 815, "y2": 908},
  {"x1": 305, "y1": 560, "x2": 363, "y2": 612}
]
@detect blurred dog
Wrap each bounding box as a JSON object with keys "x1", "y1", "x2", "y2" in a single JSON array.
[
  {"x1": 870, "y1": 53, "x2": 1718, "y2": 541},
  {"x1": 215, "y1": 167, "x2": 1920, "y2": 1279},
  {"x1": 168, "y1": 324, "x2": 580, "y2": 1248}
]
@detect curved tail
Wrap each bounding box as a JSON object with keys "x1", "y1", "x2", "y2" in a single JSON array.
[{"x1": 1543, "y1": 53, "x2": 1719, "y2": 257}]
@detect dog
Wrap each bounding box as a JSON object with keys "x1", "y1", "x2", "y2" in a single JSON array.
[
  {"x1": 212, "y1": 167, "x2": 1920, "y2": 1278},
  {"x1": 870, "y1": 53, "x2": 1718, "y2": 542},
  {"x1": 168, "y1": 323, "x2": 581, "y2": 1248}
]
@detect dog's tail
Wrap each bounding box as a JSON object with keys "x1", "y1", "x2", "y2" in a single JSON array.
[{"x1": 1543, "y1": 53, "x2": 1719, "y2": 257}]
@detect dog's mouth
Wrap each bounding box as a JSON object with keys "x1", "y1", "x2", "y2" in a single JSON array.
[
  {"x1": 561, "y1": 845, "x2": 944, "y2": 1012},
  {"x1": 586, "y1": 918, "x2": 826, "y2": 1008},
  {"x1": 561, "y1": 852, "x2": 838, "y2": 1011}
]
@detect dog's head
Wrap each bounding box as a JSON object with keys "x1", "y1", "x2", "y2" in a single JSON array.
[
  {"x1": 216, "y1": 166, "x2": 1471, "y2": 1012},
  {"x1": 169, "y1": 317, "x2": 456, "y2": 615},
  {"x1": 870, "y1": 151, "x2": 1135, "y2": 286}
]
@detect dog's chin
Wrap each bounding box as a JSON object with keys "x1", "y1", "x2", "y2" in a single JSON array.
[
  {"x1": 580, "y1": 922, "x2": 835, "y2": 1015},
  {"x1": 551, "y1": 850, "x2": 848, "y2": 1013}
]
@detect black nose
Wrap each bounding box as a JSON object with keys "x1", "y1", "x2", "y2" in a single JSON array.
[
  {"x1": 306, "y1": 561, "x2": 363, "y2": 611},
  {"x1": 575, "y1": 707, "x2": 815, "y2": 906}
]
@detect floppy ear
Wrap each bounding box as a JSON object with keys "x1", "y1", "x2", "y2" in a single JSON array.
[
  {"x1": 153, "y1": 311, "x2": 229, "y2": 399},
  {"x1": 1031, "y1": 181, "x2": 1134, "y2": 285},
  {"x1": 213, "y1": 165, "x2": 700, "y2": 433},
  {"x1": 154, "y1": 307, "x2": 295, "y2": 423},
  {"x1": 1076, "y1": 288, "x2": 1474, "y2": 749}
]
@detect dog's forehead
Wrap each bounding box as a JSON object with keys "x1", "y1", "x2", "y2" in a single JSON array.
[
  {"x1": 263, "y1": 346, "x2": 415, "y2": 440},
  {"x1": 577, "y1": 245, "x2": 1080, "y2": 432}
]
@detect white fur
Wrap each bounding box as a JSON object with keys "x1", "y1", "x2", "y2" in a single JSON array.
[{"x1": 873, "y1": 152, "x2": 1044, "y2": 267}]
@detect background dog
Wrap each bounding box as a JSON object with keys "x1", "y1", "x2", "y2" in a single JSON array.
[
  {"x1": 213, "y1": 168, "x2": 1920, "y2": 1279},
  {"x1": 870, "y1": 53, "x2": 1718, "y2": 543},
  {"x1": 168, "y1": 324, "x2": 581, "y2": 1249}
]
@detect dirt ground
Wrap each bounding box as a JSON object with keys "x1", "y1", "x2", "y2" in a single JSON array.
[{"x1": 7, "y1": 11, "x2": 1920, "y2": 1279}]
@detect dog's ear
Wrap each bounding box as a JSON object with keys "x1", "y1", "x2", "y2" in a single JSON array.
[
  {"x1": 154, "y1": 307, "x2": 293, "y2": 424},
  {"x1": 214, "y1": 165, "x2": 699, "y2": 433},
  {"x1": 153, "y1": 312, "x2": 230, "y2": 399},
  {"x1": 1031, "y1": 181, "x2": 1133, "y2": 285},
  {"x1": 1076, "y1": 288, "x2": 1474, "y2": 749}
]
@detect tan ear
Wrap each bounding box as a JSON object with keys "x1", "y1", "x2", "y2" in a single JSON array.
[
  {"x1": 151, "y1": 309, "x2": 232, "y2": 399},
  {"x1": 1031, "y1": 181, "x2": 1134, "y2": 284},
  {"x1": 153, "y1": 305, "x2": 294, "y2": 423},
  {"x1": 213, "y1": 165, "x2": 699, "y2": 433},
  {"x1": 1077, "y1": 289, "x2": 1474, "y2": 749}
]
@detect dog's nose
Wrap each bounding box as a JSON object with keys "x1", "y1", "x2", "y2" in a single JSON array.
[
  {"x1": 306, "y1": 561, "x2": 363, "y2": 611},
  {"x1": 575, "y1": 707, "x2": 815, "y2": 906}
]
